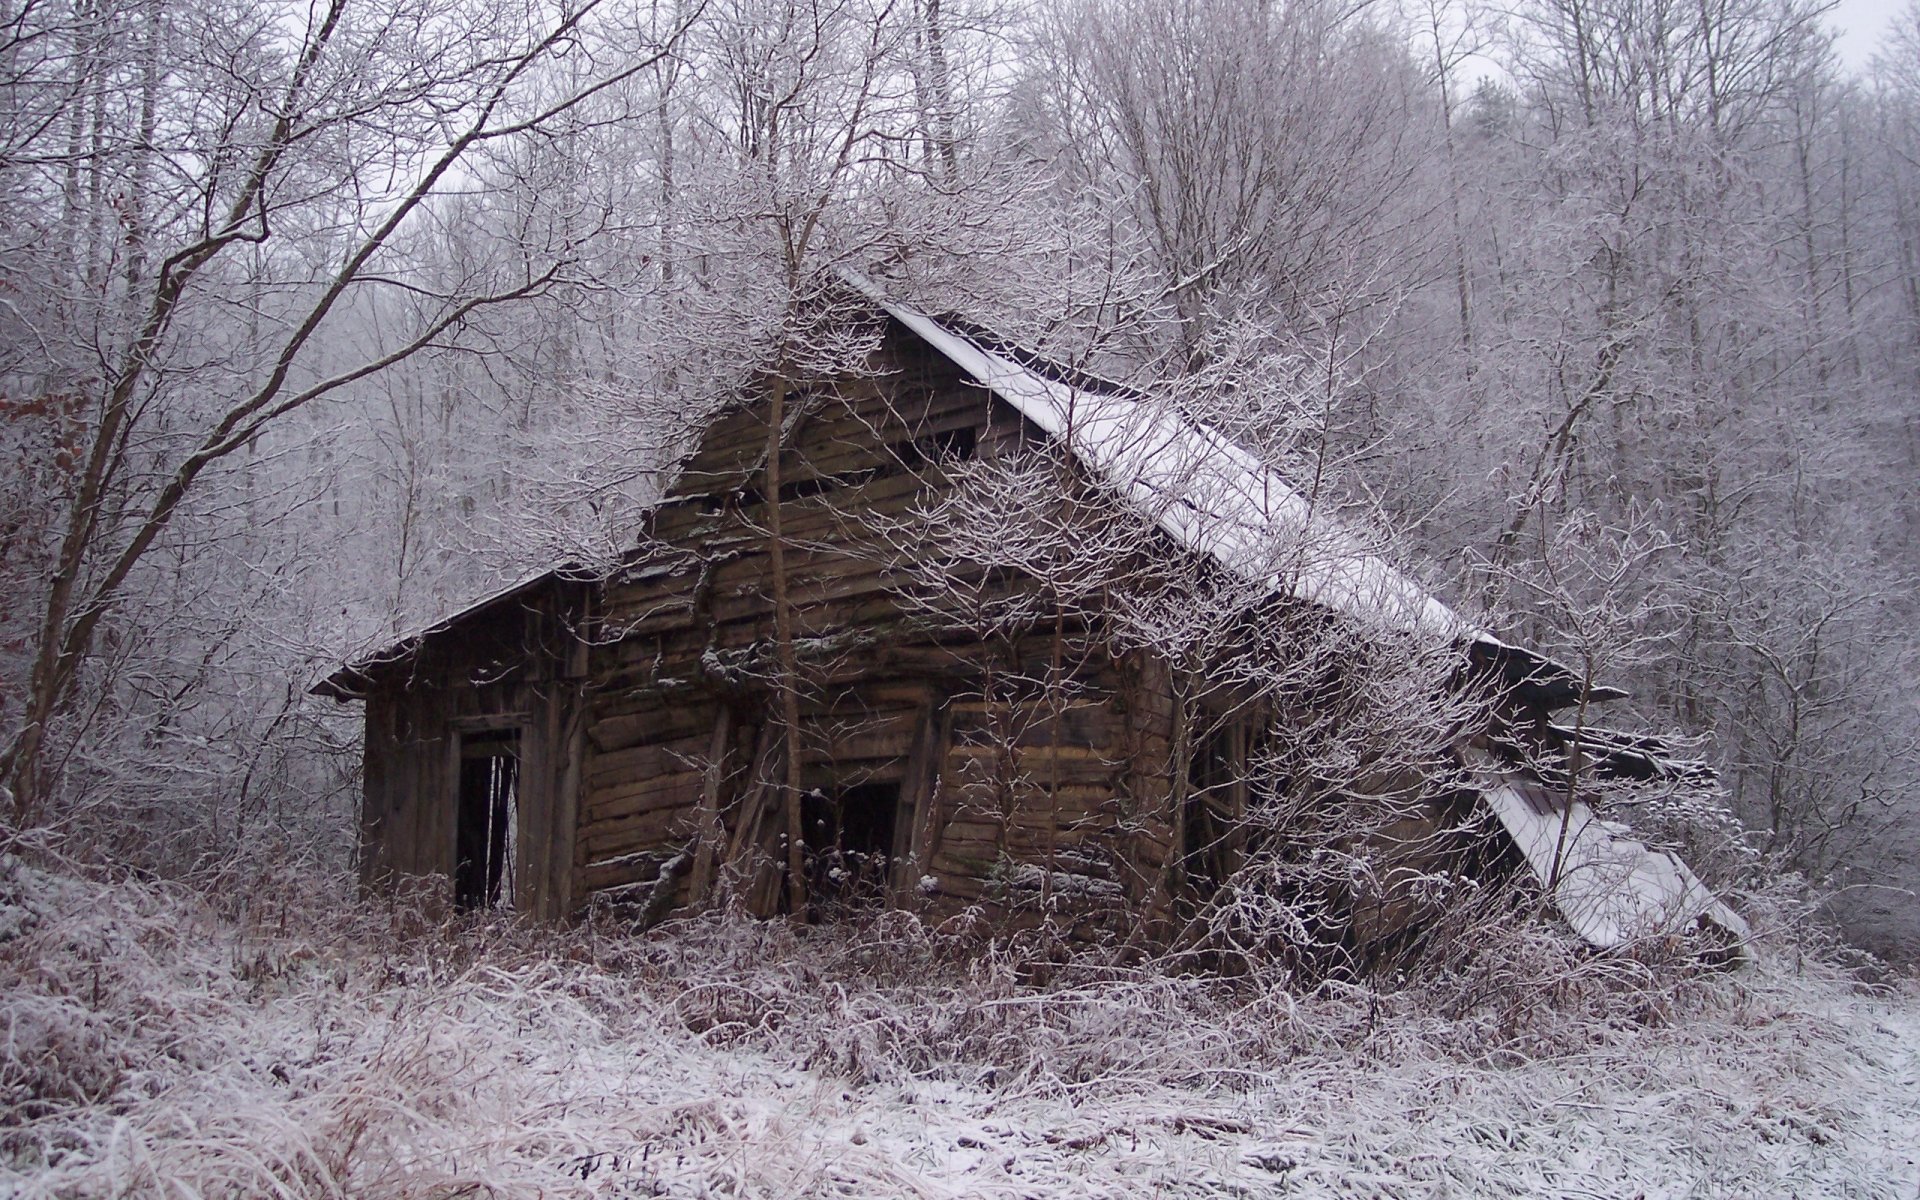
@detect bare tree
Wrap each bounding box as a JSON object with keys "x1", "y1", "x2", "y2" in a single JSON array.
[
  {"x1": 1025, "y1": 0, "x2": 1438, "y2": 368},
  {"x1": 0, "y1": 0, "x2": 693, "y2": 820}
]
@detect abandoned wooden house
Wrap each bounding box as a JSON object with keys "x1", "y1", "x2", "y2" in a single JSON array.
[{"x1": 316, "y1": 276, "x2": 1746, "y2": 956}]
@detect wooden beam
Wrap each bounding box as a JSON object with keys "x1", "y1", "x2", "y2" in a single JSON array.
[{"x1": 686, "y1": 704, "x2": 735, "y2": 905}]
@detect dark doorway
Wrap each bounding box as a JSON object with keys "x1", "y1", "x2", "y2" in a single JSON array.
[
  {"x1": 1183, "y1": 725, "x2": 1240, "y2": 902},
  {"x1": 802, "y1": 781, "x2": 901, "y2": 917},
  {"x1": 456, "y1": 730, "x2": 519, "y2": 911}
]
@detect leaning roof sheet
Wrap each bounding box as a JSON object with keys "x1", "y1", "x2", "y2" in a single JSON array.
[{"x1": 1475, "y1": 754, "x2": 1748, "y2": 949}]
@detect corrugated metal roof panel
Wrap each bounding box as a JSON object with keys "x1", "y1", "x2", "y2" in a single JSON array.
[
  {"x1": 848, "y1": 271, "x2": 1484, "y2": 645},
  {"x1": 1474, "y1": 754, "x2": 1747, "y2": 949}
]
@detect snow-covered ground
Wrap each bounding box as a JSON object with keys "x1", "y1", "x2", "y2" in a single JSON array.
[{"x1": 3, "y1": 854, "x2": 1915, "y2": 1198}]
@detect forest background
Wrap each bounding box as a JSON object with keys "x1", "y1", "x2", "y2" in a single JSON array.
[{"x1": 1, "y1": 0, "x2": 1918, "y2": 958}]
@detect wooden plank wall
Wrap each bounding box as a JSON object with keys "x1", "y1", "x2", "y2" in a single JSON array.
[
  {"x1": 358, "y1": 582, "x2": 586, "y2": 919},
  {"x1": 919, "y1": 679, "x2": 1169, "y2": 937},
  {"x1": 569, "y1": 324, "x2": 1185, "y2": 936},
  {"x1": 354, "y1": 319, "x2": 1481, "y2": 948}
]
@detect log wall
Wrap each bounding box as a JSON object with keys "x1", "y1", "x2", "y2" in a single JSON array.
[
  {"x1": 566, "y1": 322, "x2": 1183, "y2": 934},
  {"x1": 352, "y1": 317, "x2": 1470, "y2": 948},
  {"x1": 359, "y1": 579, "x2": 587, "y2": 920}
]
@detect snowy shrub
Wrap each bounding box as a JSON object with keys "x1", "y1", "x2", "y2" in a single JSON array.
[{"x1": 4, "y1": 842, "x2": 1915, "y2": 1198}]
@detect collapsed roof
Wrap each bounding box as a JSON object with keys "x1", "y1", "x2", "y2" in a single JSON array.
[
  {"x1": 844, "y1": 276, "x2": 1743, "y2": 952},
  {"x1": 842, "y1": 271, "x2": 1614, "y2": 709}
]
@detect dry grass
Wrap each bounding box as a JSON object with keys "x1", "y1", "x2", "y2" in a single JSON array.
[{"x1": 2, "y1": 851, "x2": 1914, "y2": 1198}]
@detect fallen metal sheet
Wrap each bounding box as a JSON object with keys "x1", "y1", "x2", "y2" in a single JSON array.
[{"x1": 1475, "y1": 758, "x2": 1748, "y2": 951}]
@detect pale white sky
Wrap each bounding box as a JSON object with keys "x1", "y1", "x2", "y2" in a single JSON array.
[
  {"x1": 1454, "y1": 0, "x2": 1908, "y2": 89},
  {"x1": 1829, "y1": 0, "x2": 1906, "y2": 71}
]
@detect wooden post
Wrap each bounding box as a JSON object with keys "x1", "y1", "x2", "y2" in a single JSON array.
[
  {"x1": 764, "y1": 371, "x2": 808, "y2": 918},
  {"x1": 722, "y1": 720, "x2": 788, "y2": 918},
  {"x1": 891, "y1": 692, "x2": 950, "y2": 906},
  {"x1": 687, "y1": 704, "x2": 734, "y2": 905}
]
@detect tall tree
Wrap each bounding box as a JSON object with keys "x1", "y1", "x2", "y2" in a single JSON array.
[{"x1": 0, "y1": 0, "x2": 690, "y2": 819}]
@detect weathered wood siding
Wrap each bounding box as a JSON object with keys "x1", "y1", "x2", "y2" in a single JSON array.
[
  {"x1": 358, "y1": 319, "x2": 1476, "y2": 944},
  {"x1": 568, "y1": 322, "x2": 1182, "y2": 933},
  {"x1": 358, "y1": 580, "x2": 586, "y2": 919}
]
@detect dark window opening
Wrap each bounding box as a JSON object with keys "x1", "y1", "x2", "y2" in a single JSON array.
[
  {"x1": 802, "y1": 781, "x2": 901, "y2": 918},
  {"x1": 891, "y1": 425, "x2": 977, "y2": 469},
  {"x1": 732, "y1": 468, "x2": 873, "y2": 509},
  {"x1": 781, "y1": 473, "x2": 840, "y2": 502},
  {"x1": 723, "y1": 426, "x2": 980, "y2": 512},
  {"x1": 456, "y1": 731, "x2": 519, "y2": 911}
]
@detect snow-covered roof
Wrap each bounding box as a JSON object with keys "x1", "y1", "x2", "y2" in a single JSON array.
[
  {"x1": 844, "y1": 272, "x2": 1494, "y2": 649},
  {"x1": 313, "y1": 567, "x2": 568, "y2": 699},
  {"x1": 326, "y1": 276, "x2": 1602, "y2": 705},
  {"x1": 857, "y1": 280, "x2": 1754, "y2": 955}
]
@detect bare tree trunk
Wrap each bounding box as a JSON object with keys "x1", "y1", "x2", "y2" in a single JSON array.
[
  {"x1": 920, "y1": 0, "x2": 960, "y2": 179},
  {"x1": 1425, "y1": 0, "x2": 1474, "y2": 379},
  {"x1": 764, "y1": 369, "x2": 808, "y2": 917}
]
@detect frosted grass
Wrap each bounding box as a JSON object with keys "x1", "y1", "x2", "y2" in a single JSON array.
[{"x1": 3, "y1": 854, "x2": 1913, "y2": 1198}]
